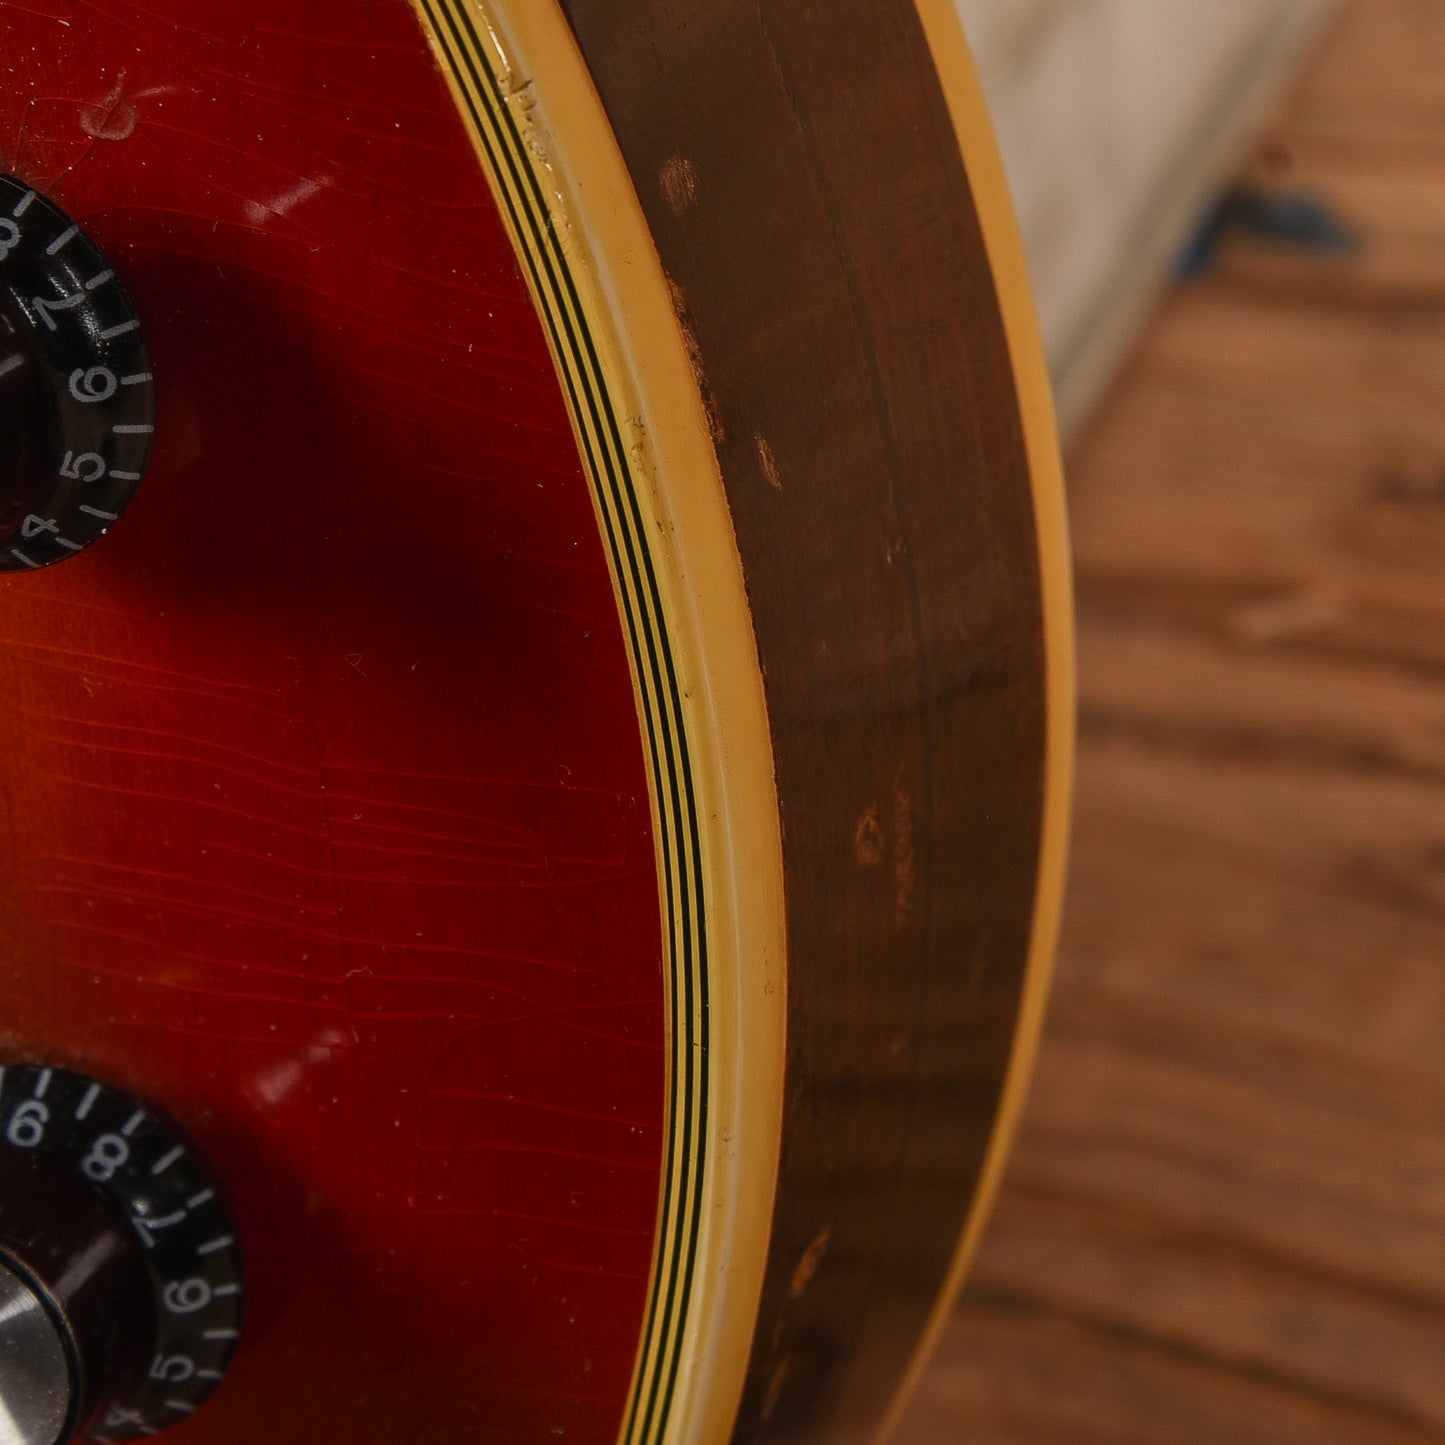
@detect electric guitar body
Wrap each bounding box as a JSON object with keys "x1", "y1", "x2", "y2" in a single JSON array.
[{"x1": 0, "y1": 3, "x2": 1071, "y2": 1443}]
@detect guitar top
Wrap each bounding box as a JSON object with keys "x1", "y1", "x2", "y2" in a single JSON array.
[{"x1": 0, "y1": 3, "x2": 1071, "y2": 1443}]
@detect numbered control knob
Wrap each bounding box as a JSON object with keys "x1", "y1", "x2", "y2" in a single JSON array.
[
  {"x1": 0, "y1": 174, "x2": 155, "y2": 570},
  {"x1": 0, "y1": 1064, "x2": 243, "y2": 1443}
]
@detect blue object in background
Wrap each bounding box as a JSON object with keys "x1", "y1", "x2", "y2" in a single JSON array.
[{"x1": 1178, "y1": 187, "x2": 1358, "y2": 277}]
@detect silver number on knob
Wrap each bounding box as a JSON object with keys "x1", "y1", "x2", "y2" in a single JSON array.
[
  {"x1": 68, "y1": 367, "x2": 118, "y2": 403},
  {"x1": 149, "y1": 1355, "x2": 195, "y2": 1383},
  {"x1": 60, "y1": 451, "x2": 108, "y2": 483},
  {"x1": 81, "y1": 1132, "x2": 131, "y2": 1181},
  {"x1": 161, "y1": 1279, "x2": 212, "y2": 1315},
  {"x1": 6, "y1": 1100, "x2": 48, "y2": 1148}
]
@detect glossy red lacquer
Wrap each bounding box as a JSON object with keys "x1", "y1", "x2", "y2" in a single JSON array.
[{"x1": 0, "y1": 3, "x2": 665, "y2": 1440}]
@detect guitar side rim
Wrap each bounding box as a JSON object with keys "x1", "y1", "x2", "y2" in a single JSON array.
[{"x1": 877, "y1": 4, "x2": 1075, "y2": 1439}]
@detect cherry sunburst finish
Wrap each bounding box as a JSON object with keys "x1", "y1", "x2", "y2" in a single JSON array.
[{"x1": 0, "y1": 4, "x2": 1072, "y2": 1444}]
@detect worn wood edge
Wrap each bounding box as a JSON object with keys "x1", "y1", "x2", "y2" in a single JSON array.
[
  {"x1": 1050, "y1": 0, "x2": 1341, "y2": 439},
  {"x1": 873, "y1": 5, "x2": 1076, "y2": 1440},
  {"x1": 406, "y1": 4, "x2": 788, "y2": 1443}
]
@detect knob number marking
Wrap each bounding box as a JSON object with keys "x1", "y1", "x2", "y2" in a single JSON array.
[
  {"x1": 149, "y1": 1356, "x2": 195, "y2": 1383},
  {"x1": 69, "y1": 365, "x2": 118, "y2": 403},
  {"x1": 133, "y1": 1207, "x2": 189, "y2": 1249},
  {"x1": 162, "y1": 1278, "x2": 212, "y2": 1315},
  {"x1": 30, "y1": 286, "x2": 86, "y2": 331},
  {"x1": 101, "y1": 1409, "x2": 152, "y2": 1438},
  {"x1": 7, "y1": 1098, "x2": 49, "y2": 1147},
  {"x1": 60, "y1": 450, "x2": 107, "y2": 482}
]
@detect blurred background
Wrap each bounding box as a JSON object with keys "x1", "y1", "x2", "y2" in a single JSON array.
[{"x1": 897, "y1": 1, "x2": 1445, "y2": 1440}]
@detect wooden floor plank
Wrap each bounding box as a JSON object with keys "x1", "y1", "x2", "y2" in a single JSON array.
[{"x1": 894, "y1": 2, "x2": 1445, "y2": 1437}]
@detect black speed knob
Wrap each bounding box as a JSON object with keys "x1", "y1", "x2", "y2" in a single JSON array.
[
  {"x1": 0, "y1": 1064, "x2": 244, "y2": 1444},
  {"x1": 0, "y1": 174, "x2": 155, "y2": 570}
]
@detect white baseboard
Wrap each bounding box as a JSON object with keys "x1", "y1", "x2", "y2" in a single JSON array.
[{"x1": 956, "y1": 0, "x2": 1340, "y2": 440}]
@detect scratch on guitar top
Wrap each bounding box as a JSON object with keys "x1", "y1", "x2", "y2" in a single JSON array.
[
  {"x1": 756, "y1": 433, "x2": 783, "y2": 490},
  {"x1": 659, "y1": 154, "x2": 697, "y2": 215},
  {"x1": 666, "y1": 273, "x2": 724, "y2": 446},
  {"x1": 853, "y1": 805, "x2": 884, "y2": 868},
  {"x1": 762, "y1": 1222, "x2": 833, "y2": 1423},
  {"x1": 79, "y1": 73, "x2": 138, "y2": 142},
  {"x1": 243, "y1": 175, "x2": 329, "y2": 226},
  {"x1": 497, "y1": 69, "x2": 576, "y2": 257},
  {"x1": 893, "y1": 784, "x2": 915, "y2": 927},
  {"x1": 78, "y1": 73, "x2": 185, "y2": 143},
  {"x1": 786, "y1": 1225, "x2": 830, "y2": 1303},
  {"x1": 760, "y1": 1356, "x2": 794, "y2": 1424}
]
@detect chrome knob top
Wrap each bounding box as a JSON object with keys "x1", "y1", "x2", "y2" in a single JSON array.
[{"x1": 0, "y1": 1257, "x2": 73, "y2": 1445}]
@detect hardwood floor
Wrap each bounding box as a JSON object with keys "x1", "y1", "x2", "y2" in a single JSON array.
[{"x1": 896, "y1": 2, "x2": 1445, "y2": 1439}]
